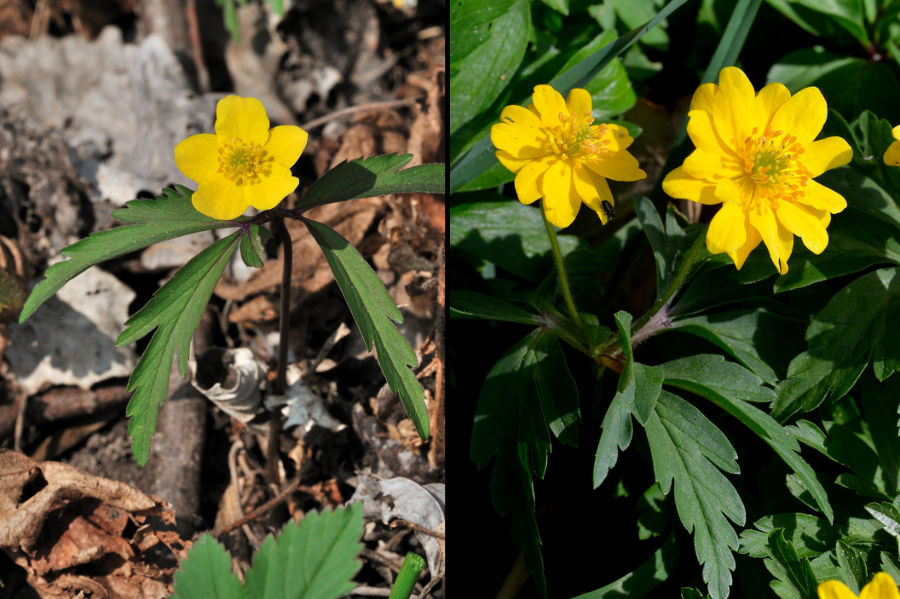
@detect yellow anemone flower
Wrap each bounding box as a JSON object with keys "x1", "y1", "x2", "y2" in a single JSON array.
[
  {"x1": 818, "y1": 572, "x2": 900, "y2": 599},
  {"x1": 490, "y1": 84, "x2": 646, "y2": 228},
  {"x1": 884, "y1": 125, "x2": 900, "y2": 166},
  {"x1": 662, "y1": 67, "x2": 852, "y2": 274},
  {"x1": 174, "y1": 95, "x2": 309, "y2": 220}
]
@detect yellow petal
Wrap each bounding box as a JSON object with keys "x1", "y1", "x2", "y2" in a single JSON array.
[
  {"x1": 265, "y1": 125, "x2": 308, "y2": 168},
  {"x1": 706, "y1": 197, "x2": 746, "y2": 254},
  {"x1": 192, "y1": 176, "x2": 248, "y2": 220},
  {"x1": 769, "y1": 86, "x2": 827, "y2": 146},
  {"x1": 686, "y1": 109, "x2": 733, "y2": 158},
  {"x1": 711, "y1": 67, "x2": 757, "y2": 147},
  {"x1": 750, "y1": 202, "x2": 793, "y2": 274},
  {"x1": 683, "y1": 148, "x2": 725, "y2": 180},
  {"x1": 884, "y1": 140, "x2": 900, "y2": 166},
  {"x1": 805, "y1": 136, "x2": 852, "y2": 176},
  {"x1": 500, "y1": 104, "x2": 543, "y2": 129},
  {"x1": 776, "y1": 201, "x2": 828, "y2": 254},
  {"x1": 532, "y1": 85, "x2": 568, "y2": 128},
  {"x1": 798, "y1": 179, "x2": 847, "y2": 213},
  {"x1": 249, "y1": 165, "x2": 298, "y2": 211},
  {"x1": 818, "y1": 580, "x2": 862, "y2": 599},
  {"x1": 496, "y1": 150, "x2": 531, "y2": 173},
  {"x1": 860, "y1": 573, "x2": 900, "y2": 599},
  {"x1": 584, "y1": 151, "x2": 646, "y2": 182},
  {"x1": 514, "y1": 156, "x2": 553, "y2": 205},
  {"x1": 662, "y1": 167, "x2": 720, "y2": 204},
  {"x1": 215, "y1": 95, "x2": 270, "y2": 145},
  {"x1": 491, "y1": 122, "x2": 548, "y2": 160},
  {"x1": 173, "y1": 133, "x2": 219, "y2": 183},
  {"x1": 573, "y1": 163, "x2": 614, "y2": 224},
  {"x1": 728, "y1": 223, "x2": 762, "y2": 270},
  {"x1": 565, "y1": 88, "x2": 592, "y2": 116},
  {"x1": 893, "y1": 125, "x2": 900, "y2": 141},
  {"x1": 690, "y1": 82, "x2": 718, "y2": 113},
  {"x1": 755, "y1": 82, "x2": 790, "y2": 125},
  {"x1": 606, "y1": 123, "x2": 635, "y2": 149},
  {"x1": 540, "y1": 160, "x2": 579, "y2": 227}
]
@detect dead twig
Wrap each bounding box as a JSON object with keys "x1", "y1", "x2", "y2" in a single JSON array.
[
  {"x1": 389, "y1": 518, "x2": 445, "y2": 540},
  {"x1": 302, "y1": 98, "x2": 418, "y2": 131},
  {"x1": 212, "y1": 476, "x2": 300, "y2": 538}
]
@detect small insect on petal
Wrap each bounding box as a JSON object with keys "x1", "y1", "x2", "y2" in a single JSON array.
[{"x1": 601, "y1": 200, "x2": 615, "y2": 221}]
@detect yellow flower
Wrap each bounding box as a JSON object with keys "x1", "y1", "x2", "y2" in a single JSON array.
[
  {"x1": 884, "y1": 125, "x2": 900, "y2": 166},
  {"x1": 490, "y1": 84, "x2": 646, "y2": 228},
  {"x1": 662, "y1": 67, "x2": 852, "y2": 274},
  {"x1": 174, "y1": 95, "x2": 308, "y2": 220},
  {"x1": 818, "y1": 572, "x2": 900, "y2": 599}
]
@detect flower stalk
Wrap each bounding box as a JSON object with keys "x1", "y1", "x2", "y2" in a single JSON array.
[
  {"x1": 542, "y1": 203, "x2": 584, "y2": 333},
  {"x1": 266, "y1": 217, "x2": 291, "y2": 486}
]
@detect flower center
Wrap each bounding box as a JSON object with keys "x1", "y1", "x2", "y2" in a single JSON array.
[
  {"x1": 217, "y1": 138, "x2": 270, "y2": 185},
  {"x1": 740, "y1": 127, "x2": 811, "y2": 201},
  {"x1": 547, "y1": 112, "x2": 611, "y2": 160}
]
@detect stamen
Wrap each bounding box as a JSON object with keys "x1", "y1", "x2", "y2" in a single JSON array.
[
  {"x1": 545, "y1": 111, "x2": 611, "y2": 161},
  {"x1": 739, "y1": 126, "x2": 811, "y2": 203},
  {"x1": 217, "y1": 138, "x2": 272, "y2": 185}
]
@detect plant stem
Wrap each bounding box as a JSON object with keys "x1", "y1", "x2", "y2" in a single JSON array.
[
  {"x1": 542, "y1": 204, "x2": 584, "y2": 332},
  {"x1": 596, "y1": 232, "x2": 707, "y2": 360},
  {"x1": 267, "y1": 218, "x2": 292, "y2": 486},
  {"x1": 388, "y1": 552, "x2": 426, "y2": 599}
]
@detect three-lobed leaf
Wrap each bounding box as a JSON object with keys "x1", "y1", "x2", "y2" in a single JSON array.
[{"x1": 303, "y1": 218, "x2": 429, "y2": 439}]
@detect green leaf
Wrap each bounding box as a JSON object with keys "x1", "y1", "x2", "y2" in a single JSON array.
[
  {"x1": 594, "y1": 311, "x2": 664, "y2": 486},
  {"x1": 20, "y1": 185, "x2": 231, "y2": 323},
  {"x1": 740, "y1": 512, "x2": 881, "y2": 559},
  {"x1": 560, "y1": 29, "x2": 637, "y2": 121},
  {"x1": 448, "y1": 289, "x2": 541, "y2": 325},
  {"x1": 645, "y1": 390, "x2": 744, "y2": 599},
  {"x1": 239, "y1": 224, "x2": 270, "y2": 268},
  {"x1": 533, "y1": 333, "x2": 581, "y2": 446},
  {"x1": 570, "y1": 534, "x2": 679, "y2": 598},
  {"x1": 449, "y1": 0, "x2": 531, "y2": 135},
  {"x1": 449, "y1": 198, "x2": 584, "y2": 281},
  {"x1": 669, "y1": 308, "x2": 806, "y2": 385},
  {"x1": 764, "y1": 0, "x2": 869, "y2": 46},
  {"x1": 776, "y1": 267, "x2": 900, "y2": 421},
  {"x1": 634, "y1": 195, "x2": 669, "y2": 293},
  {"x1": 449, "y1": 0, "x2": 690, "y2": 191},
  {"x1": 609, "y1": 0, "x2": 669, "y2": 49},
  {"x1": 118, "y1": 233, "x2": 242, "y2": 465},
  {"x1": 659, "y1": 355, "x2": 833, "y2": 522},
  {"x1": 637, "y1": 483, "x2": 669, "y2": 540},
  {"x1": 297, "y1": 154, "x2": 443, "y2": 212},
  {"x1": 764, "y1": 529, "x2": 819, "y2": 599},
  {"x1": 470, "y1": 330, "x2": 552, "y2": 597},
  {"x1": 172, "y1": 535, "x2": 243, "y2": 599},
  {"x1": 243, "y1": 504, "x2": 364, "y2": 599},
  {"x1": 866, "y1": 502, "x2": 900, "y2": 550},
  {"x1": 835, "y1": 539, "x2": 867, "y2": 592},
  {"x1": 304, "y1": 219, "x2": 429, "y2": 439}
]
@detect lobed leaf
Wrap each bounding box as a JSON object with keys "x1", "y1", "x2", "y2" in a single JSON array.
[
  {"x1": 660, "y1": 355, "x2": 833, "y2": 522},
  {"x1": 19, "y1": 185, "x2": 232, "y2": 323},
  {"x1": 304, "y1": 219, "x2": 429, "y2": 439},
  {"x1": 118, "y1": 233, "x2": 242, "y2": 465},
  {"x1": 243, "y1": 504, "x2": 364, "y2": 599},
  {"x1": 297, "y1": 154, "x2": 444, "y2": 212},
  {"x1": 172, "y1": 535, "x2": 243, "y2": 599},
  {"x1": 645, "y1": 390, "x2": 745, "y2": 599},
  {"x1": 763, "y1": 529, "x2": 819, "y2": 599},
  {"x1": 570, "y1": 534, "x2": 679, "y2": 598},
  {"x1": 776, "y1": 267, "x2": 900, "y2": 421},
  {"x1": 470, "y1": 330, "x2": 552, "y2": 597}
]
